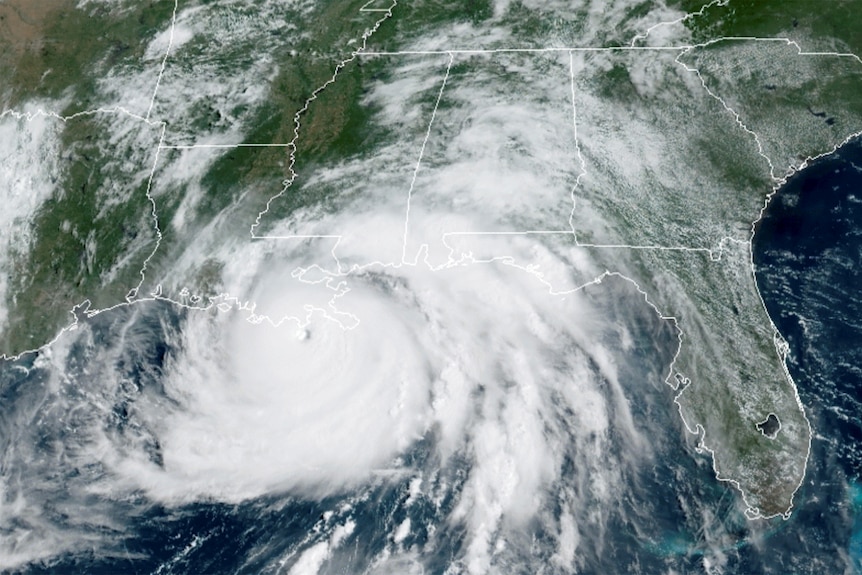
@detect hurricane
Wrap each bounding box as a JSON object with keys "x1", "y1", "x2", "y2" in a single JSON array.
[
  {"x1": 3, "y1": 0, "x2": 862, "y2": 573},
  {"x1": 0, "y1": 194, "x2": 692, "y2": 572}
]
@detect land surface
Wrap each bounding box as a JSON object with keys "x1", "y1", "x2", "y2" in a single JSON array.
[{"x1": 2, "y1": 0, "x2": 862, "y2": 520}]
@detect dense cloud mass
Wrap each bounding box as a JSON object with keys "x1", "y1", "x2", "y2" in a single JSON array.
[
  {"x1": 0, "y1": 213, "x2": 686, "y2": 572},
  {"x1": 6, "y1": 0, "x2": 860, "y2": 571}
]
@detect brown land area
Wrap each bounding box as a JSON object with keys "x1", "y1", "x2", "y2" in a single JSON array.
[{"x1": 0, "y1": 0, "x2": 70, "y2": 53}]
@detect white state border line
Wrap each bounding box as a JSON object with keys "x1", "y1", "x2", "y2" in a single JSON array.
[
  {"x1": 146, "y1": 0, "x2": 179, "y2": 123},
  {"x1": 433, "y1": 47, "x2": 716, "y2": 256},
  {"x1": 0, "y1": 0, "x2": 394, "y2": 362},
  {"x1": 128, "y1": 0, "x2": 180, "y2": 301},
  {"x1": 659, "y1": 33, "x2": 862, "y2": 520},
  {"x1": 237, "y1": 36, "x2": 862, "y2": 255},
  {"x1": 356, "y1": 36, "x2": 862, "y2": 61},
  {"x1": 0, "y1": 0, "x2": 181, "y2": 306},
  {"x1": 249, "y1": 0, "x2": 398, "y2": 239},
  {"x1": 0, "y1": 0, "x2": 180, "y2": 332},
  {"x1": 567, "y1": 50, "x2": 586, "y2": 237},
  {"x1": 359, "y1": 0, "x2": 391, "y2": 12},
  {"x1": 441, "y1": 232, "x2": 715, "y2": 253},
  {"x1": 361, "y1": 46, "x2": 686, "y2": 56},
  {"x1": 400, "y1": 53, "x2": 454, "y2": 264},
  {"x1": 0, "y1": 105, "x2": 151, "y2": 125},
  {"x1": 159, "y1": 143, "x2": 293, "y2": 149},
  {"x1": 2, "y1": 0, "x2": 859, "y2": 525},
  {"x1": 629, "y1": 0, "x2": 729, "y2": 48},
  {"x1": 229, "y1": 32, "x2": 862, "y2": 522}
]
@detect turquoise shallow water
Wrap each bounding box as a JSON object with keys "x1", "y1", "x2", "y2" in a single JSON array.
[
  {"x1": 851, "y1": 482, "x2": 862, "y2": 569},
  {"x1": 4, "y1": 139, "x2": 862, "y2": 573},
  {"x1": 754, "y1": 138, "x2": 862, "y2": 574}
]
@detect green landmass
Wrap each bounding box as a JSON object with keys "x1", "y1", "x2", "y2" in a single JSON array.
[
  {"x1": 2, "y1": 0, "x2": 862, "y2": 523},
  {"x1": 1, "y1": 116, "x2": 161, "y2": 353},
  {"x1": 0, "y1": 0, "x2": 183, "y2": 113},
  {"x1": 674, "y1": 0, "x2": 862, "y2": 55}
]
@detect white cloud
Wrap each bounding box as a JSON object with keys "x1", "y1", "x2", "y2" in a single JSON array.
[
  {"x1": 113, "y1": 272, "x2": 435, "y2": 501},
  {"x1": 0, "y1": 3, "x2": 785, "y2": 571},
  {"x1": 288, "y1": 542, "x2": 330, "y2": 575},
  {"x1": 0, "y1": 109, "x2": 63, "y2": 335}
]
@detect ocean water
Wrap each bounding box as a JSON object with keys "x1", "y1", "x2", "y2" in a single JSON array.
[
  {"x1": 4, "y1": 139, "x2": 862, "y2": 573},
  {"x1": 2, "y1": 278, "x2": 751, "y2": 574},
  {"x1": 749, "y1": 137, "x2": 862, "y2": 574}
]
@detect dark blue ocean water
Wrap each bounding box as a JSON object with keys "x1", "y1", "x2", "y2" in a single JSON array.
[
  {"x1": 748, "y1": 138, "x2": 862, "y2": 575},
  {"x1": 5, "y1": 141, "x2": 862, "y2": 574},
  {"x1": 3, "y1": 279, "x2": 753, "y2": 574}
]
